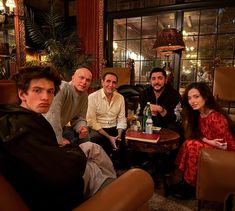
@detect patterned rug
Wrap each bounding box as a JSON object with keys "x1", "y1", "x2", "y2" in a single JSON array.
[
  {"x1": 148, "y1": 188, "x2": 224, "y2": 211},
  {"x1": 149, "y1": 191, "x2": 197, "y2": 211}
]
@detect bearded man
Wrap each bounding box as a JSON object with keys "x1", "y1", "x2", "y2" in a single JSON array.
[{"x1": 140, "y1": 67, "x2": 182, "y2": 133}]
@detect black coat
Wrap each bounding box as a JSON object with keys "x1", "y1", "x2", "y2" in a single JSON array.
[
  {"x1": 0, "y1": 104, "x2": 87, "y2": 211},
  {"x1": 140, "y1": 84, "x2": 182, "y2": 130}
]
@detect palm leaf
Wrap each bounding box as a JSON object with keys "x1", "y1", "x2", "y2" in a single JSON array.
[{"x1": 25, "y1": 7, "x2": 47, "y2": 46}]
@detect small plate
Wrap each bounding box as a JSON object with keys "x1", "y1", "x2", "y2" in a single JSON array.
[{"x1": 152, "y1": 126, "x2": 161, "y2": 132}]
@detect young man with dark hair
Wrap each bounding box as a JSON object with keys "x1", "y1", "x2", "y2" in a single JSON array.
[
  {"x1": 139, "y1": 67, "x2": 183, "y2": 175},
  {"x1": 140, "y1": 67, "x2": 182, "y2": 133},
  {"x1": 0, "y1": 66, "x2": 116, "y2": 211}
]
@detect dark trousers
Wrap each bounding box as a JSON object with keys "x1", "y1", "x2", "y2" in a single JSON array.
[
  {"x1": 89, "y1": 127, "x2": 125, "y2": 155},
  {"x1": 89, "y1": 127, "x2": 127, "y2": 169}
]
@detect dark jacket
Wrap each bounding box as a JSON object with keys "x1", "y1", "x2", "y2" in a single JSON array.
[
  {"x1": 0, "y1": 104, "x2": 87, "y2": 211},
  {"x1": 140, "y1": 83, "x2": 182, "y2": 130}
]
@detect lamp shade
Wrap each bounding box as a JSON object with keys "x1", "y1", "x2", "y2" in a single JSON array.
[{"x1": 153, "y1": 28, "x2": 185, "y2": 52}]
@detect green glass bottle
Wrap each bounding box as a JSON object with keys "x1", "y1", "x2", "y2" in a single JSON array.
[{"x1": 143, "y1": 102, "x2": 152, "y2": 132}]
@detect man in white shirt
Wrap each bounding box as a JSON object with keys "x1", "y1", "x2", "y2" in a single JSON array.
[{"x1": 87, "y1": 72, "x2": 127, "y2": 157}]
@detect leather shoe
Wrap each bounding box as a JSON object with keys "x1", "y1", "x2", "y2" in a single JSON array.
[{"x1": 170, "y1": 180, "x2": 195, "y2": 200}]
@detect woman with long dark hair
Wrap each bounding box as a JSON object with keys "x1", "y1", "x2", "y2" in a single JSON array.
[{"x1": 172, "y1": 82, "x2": 235, "y2": 199}]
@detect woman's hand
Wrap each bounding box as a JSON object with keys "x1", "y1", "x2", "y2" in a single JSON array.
[{"x1": 202, "y1": 137, "x2": 227, "y2": 150}]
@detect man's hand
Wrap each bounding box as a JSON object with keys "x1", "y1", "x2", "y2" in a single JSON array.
[
  {"x1": 59, "y1": 138, "x2": 71, "y2": 147},
  {"x1": 77, "y1": 126, "x2": 89, "y2": 139},
  {"x1": 150, "y1": 104, "x2": 164, "y2": 116},
  {"x1": 108, "y1": 136, "x2": 119, "y2": 151}
]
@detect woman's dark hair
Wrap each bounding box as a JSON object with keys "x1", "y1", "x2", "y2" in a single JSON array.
[
  {"x1": 149, "y1": 67, "x2": 167, "y2": 78},
  {"x1": 12, "y1": 65, "x2": 62, "y2": 95},
  {"x1": 182, "y1": 82, "x2": 235, "y2": 138}
]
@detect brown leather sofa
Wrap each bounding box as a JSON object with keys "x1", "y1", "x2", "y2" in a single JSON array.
[
  {"x1": 0, "y1": 80, "x2": 154, "y2": 211},
  {"x1": 196, "y1": 148, "x2": 235, "y2": 210}
]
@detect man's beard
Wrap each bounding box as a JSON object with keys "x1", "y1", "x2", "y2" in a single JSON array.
[{"x1": 153, "y1": 84, "x2": 166, "y2": 93}]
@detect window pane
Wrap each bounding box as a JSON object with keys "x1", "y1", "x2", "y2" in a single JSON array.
[
  {"x1": 113, "y1": 61, "x2": 126, "y2": 68},
  {"x1": 216, "y1": 34, "x2": 235, "y2": 58},
  {"x1": 218, "y1": 8, "x2": 235, "y2": 33},
  {"x1": 142, "y1": 16, "x2": 158, "y2": 38},
  {"x1": 113, "y1": 19, "x2": 126, "y2": 40},
  {"x1": 113, "y1": 41, "x2": 126, "y2": 61},
  {"x1": 183, "y1": 11, "x2": 200, "y2": 36},
  {"x1": 158, "y1": 13, "x2": 176, "y2": 29},
  {"x1": 200, "y1": 9, "x2": 218, "y2": 34},
  {"x1": 198, "y1": 35, "x2": 216, "y2": 59},
  {"x1": 127, "y1": 17, "x2": 141, "y2": 39},
  {"x1": 134, "y1": 61, "x2": 141, "y2": 81},
  {"x1": 126, "y1": 40, "x2": 141, "y2": 60},
  {"x1": 182, "y1": 36, "x2": 198, "y2": 59},
  {"x1": 140, "y1": 61, "x2": 153, "y2": 82},
  {"x1": 180, "y1": 59, "x2": 197, "y2": 82},
  {"x1": 142, "y1": 39, "x2": 156, "y2": 60},
  {"x1": 197, "y1": 60, "x2": 213, "y2": 83}
]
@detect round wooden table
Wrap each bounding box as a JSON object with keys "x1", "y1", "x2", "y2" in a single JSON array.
[
  {"x1": 125, "y1": 128, "x2": 180, "y2": 196},
  {"x1": 126, "y1": 128, "x2": 180, "y2": 155}
]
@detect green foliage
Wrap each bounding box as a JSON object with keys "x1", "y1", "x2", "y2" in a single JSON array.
[{"x1": 24, "y1": 2, "x2": 92, "y2": 80}]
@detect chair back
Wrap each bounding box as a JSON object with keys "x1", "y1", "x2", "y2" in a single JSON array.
[
  {"x1": 101, "y1": 67, "x2": 131, "y2": 87},
  {"x1": 213, "y1": 67, "x2": 235, "y2": 101},
  {"x1": 0, "y1": 80, "x2": 19, "y2": 104}
]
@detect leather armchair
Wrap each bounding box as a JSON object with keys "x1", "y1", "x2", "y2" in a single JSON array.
[
  {"x1": 0, "y1": 168, "x2": 154, "y2": 211},
  {"x1": 0, "y1": 80, "x2": 19, "y2": 104},
  {"x1": 196, "y1": 148, "x2": 235, "y2": 210}
]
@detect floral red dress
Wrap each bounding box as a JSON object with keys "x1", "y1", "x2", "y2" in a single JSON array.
[{"x1": 175, "y1": 111, "x2": 235, "y2": 186}]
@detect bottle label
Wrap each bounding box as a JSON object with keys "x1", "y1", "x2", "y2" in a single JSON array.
[{"x1": 145, "y1": 122, "x2": 153, "y2": 134}]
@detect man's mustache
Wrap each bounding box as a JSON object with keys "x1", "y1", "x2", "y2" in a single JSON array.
[{"x1": 153, "y1": 83, "x2": 161, "y2": 86}]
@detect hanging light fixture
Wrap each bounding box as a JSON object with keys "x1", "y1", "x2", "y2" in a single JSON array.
[
  {"x1": 153, "y1": 27, "x2": 185, "y2": 85},
  {"x1": 153, "y1": 27, "x2": 185, "y2": 52},
  {"x1": 5, "y1": 0, "x2": 16, "y2": 8}
]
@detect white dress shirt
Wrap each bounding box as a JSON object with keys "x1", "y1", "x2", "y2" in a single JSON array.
[{"x1": 87, "y1": 88, "x2": 127, "y2": 131}]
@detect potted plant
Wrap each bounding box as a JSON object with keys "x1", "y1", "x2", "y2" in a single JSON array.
[{"x1": 24, "y1": 1, "x2": 92, "y2": 80}]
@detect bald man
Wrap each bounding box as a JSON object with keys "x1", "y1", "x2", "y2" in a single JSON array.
[{"x1": 44, "y1": 67, "x2": 92, "y2": 145}]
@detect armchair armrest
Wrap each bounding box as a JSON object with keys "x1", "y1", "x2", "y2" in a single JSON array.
[
  {"x1": 197, "y1": 148, "x2": 235, "y2": 203},
  {"x1": 74, "y1": 168, "x2": 154, "y2": 211},
  {"x1": 0, "y1": 175, "x2": 29, "y2": 211}
]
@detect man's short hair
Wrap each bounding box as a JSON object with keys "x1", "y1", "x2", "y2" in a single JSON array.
[
  {"x1": 12, "y1": 65, "x2": 62, "y2": 95},
  {"x1": 149, "y1": 67, "x2": 167, "y2": 78},
  {"x1": 102, "y1": 72, "x2": 118, "y2": 82}
]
